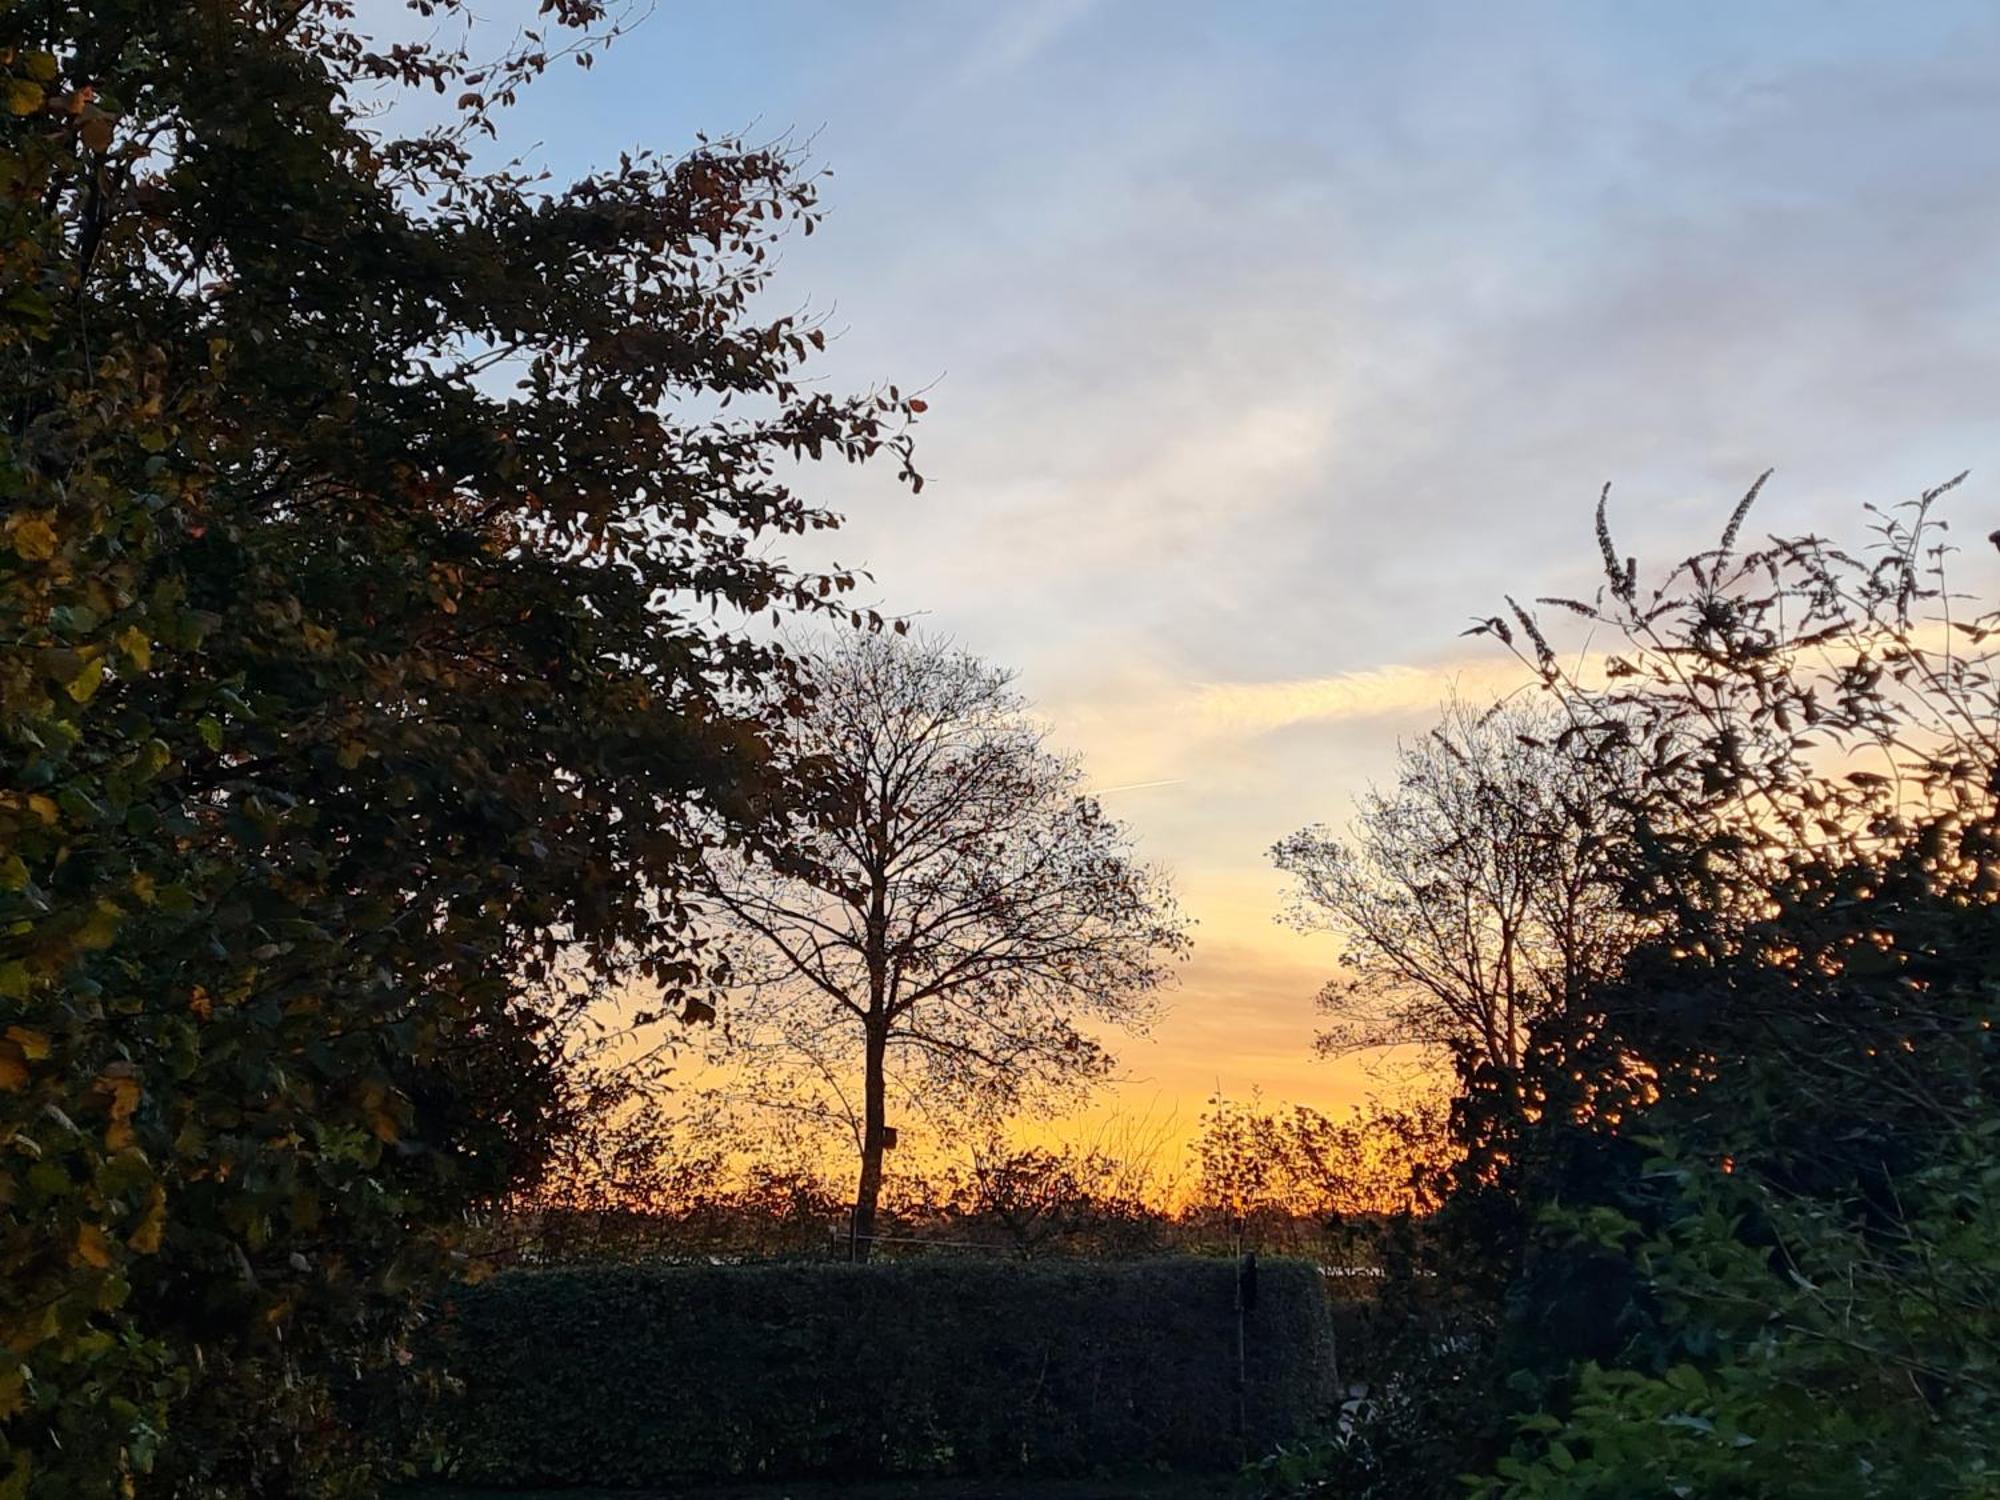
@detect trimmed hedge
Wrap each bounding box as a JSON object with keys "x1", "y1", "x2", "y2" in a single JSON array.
[{"x1": 430, "y1": 1257, "x2": 1335, "y2": 1486}]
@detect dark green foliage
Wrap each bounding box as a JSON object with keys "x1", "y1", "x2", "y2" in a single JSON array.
[
  {"x1": 0, "y1": 3, "x2": 915, "y2": 1494},
  {"x1": 1249, "y1": 479, "x2": 2000, "y2": 1499},
  {"x1": 428, "y1": 1259, "x2": 1335, "y2": 1486},
  {"x1": 1461, "y1": 479, "x2": 2000, "y2": 1496},
  {"x1": 1241, "y1": 1218, "x2": 1504, "y2": 1500}
]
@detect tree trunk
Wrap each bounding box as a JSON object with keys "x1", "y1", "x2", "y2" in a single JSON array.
[{"x1": 849, "y1": 1021, "x2": 888, "y2": 1262}]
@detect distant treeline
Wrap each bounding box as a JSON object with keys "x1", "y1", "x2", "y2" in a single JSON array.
[{"x1": 484, "y1": 1090, "x2": 1452, "y2": 1268}]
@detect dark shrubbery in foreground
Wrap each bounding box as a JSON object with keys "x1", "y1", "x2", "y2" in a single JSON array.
[{"x1": 425, "y1": 1258, "x2": 1336, "y2": 1487}]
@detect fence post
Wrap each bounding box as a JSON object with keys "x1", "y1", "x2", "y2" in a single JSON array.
[{"x1": 1232, "y1": 1218, "x2": 1250, "y2": 1460}]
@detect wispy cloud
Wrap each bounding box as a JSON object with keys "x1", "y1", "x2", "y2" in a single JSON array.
[
  {"x1": 957, "y1": 0, "x2": 1108, "y2": 86},
  {"x1": 1190, "y1": 657, "x2": 1540, "y2": 737},
  {"x1": 497, "y1": 0, "x2": 2000, "y2": 1129}
]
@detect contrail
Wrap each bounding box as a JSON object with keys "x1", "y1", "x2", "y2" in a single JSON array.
[{"x1": 1092, "y1": 777, "x2": 1186, "y2": 795}]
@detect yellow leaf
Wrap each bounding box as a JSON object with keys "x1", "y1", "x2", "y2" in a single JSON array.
[
  {"x1": 99, "y1": 1068, "x2": 141, "y2": 1148},
  {"x1": 4, "y1": 1026, "x2": 48, "y2": 1061},
  {"x1": 5, "y1": 78, "x2": 43, "y2": 116},
  {"x1": 127, "y1": 1185, "x2": 166, "y2": 1254},
  {"x1": 75, "y1": 900, "x2": 121, "y2": 950},
  {"x1": 116, "y1": 626, "x2": 151, "y2": 671},
  {"x1": 105, "y1": 1087, "x2": 140, "y2": 1147},
  {"x1": 7, "y1": 515, "x2": 55, "y2": 560},
  {"x1": 65, "y1": 655, "x2": 105, "y2": 703},
  {"x1": 26, "y1": 793, "x2": 57, "y2": 824},
  {"x1": 361, "y1": 1081, "x2": 402, "y2": 1143},
  {"x1": 22, "y1": 52, "x2": 58, "y2": 83},
  {"x1": 0, "y1": 1048, "x2": 26, "y2": 1093},
  {"x1": 76, "y1": 1222, "x2": 114, "y2": 1269},
  {"x1": 188, "y1": 986, "x2": 213, "y2": 1021},
  {"x1": 103, "y1": 1071, "x2": 140, "y2": 1121}
]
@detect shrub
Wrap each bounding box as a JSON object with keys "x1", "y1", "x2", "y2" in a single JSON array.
[
  {"x1": 1461, "y1": 481, "x2": 2000, "y2": 1497},
  {"x1": 426, "y1": 1257, "x2": 1336, "y2": 1485}
]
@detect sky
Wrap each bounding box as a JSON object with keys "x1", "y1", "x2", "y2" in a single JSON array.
[{"x1": 373, "y1": 0, "x2": 2000, "y2": 1143}]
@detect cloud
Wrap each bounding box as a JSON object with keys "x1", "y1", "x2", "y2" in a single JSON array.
[
  {"x1": 972, "y1": 386, "x2": 1344, "y2": 571},
  {"x1": 463, "y1": 0, "x2": 2000, "y2": 1142},
  {"x1": 956, "y1": 0, "x2": 1108, "y2": 86},
  {"x1": 1190, "y1": 657, "x2": 1540, "y2": 737}
]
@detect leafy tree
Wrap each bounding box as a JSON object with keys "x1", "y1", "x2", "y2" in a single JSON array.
[
  {"x1": 1255, "y1": 477, "x2": 2000, "y2": 1500},
  {"x1": 0, "y1": 3, "x2": 917, "y2": 1493},
  {"x1": 696, "y1": 632, "x2": 1189, "y2": 1259},
  {"x1": 1466, "y1": 475, "x2": 2000, "y2": 1498},
  {"x1": 1273, "y1": 695, "x2": 1639, "y2": 1076}
]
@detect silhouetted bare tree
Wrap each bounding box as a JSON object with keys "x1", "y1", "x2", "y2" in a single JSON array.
[
  {"x1": 699, "y1": 633, "x2": 1189, "y2": 1258},
  {"x1": 1273, "y1": 695, "x2": 1639, "y2": 1074}
]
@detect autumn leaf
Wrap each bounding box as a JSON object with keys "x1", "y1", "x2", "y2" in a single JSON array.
[
  {"x1": 74, "y1": 901, "x2": 122, "y2": 951},
  {"x1": 116, "y1": 625, "x2": 151, "y2": 671},
  {"x1": 64, "y1": 655, "x2": 105, "y2": 703},
  {"x1": 7, "y1": 514, "x2": 56, "y2": 560},
  {"x1": 100, "y1": 1069, "x2": 141, "y2": 1150},
  {"x1": 128, "y1": 1185, "x2": 167, "y2": 1254},
  {"x1": 360, "y1": 1082, "x2": 402, "y2": 1143},
  {"x1": 76, "y1": 1223, "x2": 115, "y2": 1269}
]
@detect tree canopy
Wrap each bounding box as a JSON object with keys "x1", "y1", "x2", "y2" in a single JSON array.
[
  {"x1": 0, "y1": 3, "x2": 917, "y2": 1492},
  {"x1": 1425, "y1": 477, "x2": 2000, "y2": 1498}
]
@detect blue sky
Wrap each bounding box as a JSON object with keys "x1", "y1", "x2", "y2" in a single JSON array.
[{"x1": 374, "y1": 0, "x2": 2000, "y2": 1128}]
